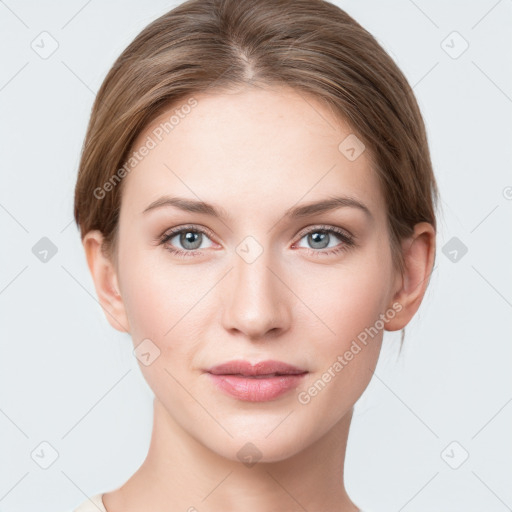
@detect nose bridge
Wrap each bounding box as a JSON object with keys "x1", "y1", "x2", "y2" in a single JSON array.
[{"x1": 221, "y1": 239, "x2": 290, "y2": 338}]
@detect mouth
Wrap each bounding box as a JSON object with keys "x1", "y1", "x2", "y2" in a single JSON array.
[{"x1": 205, "y1": 360, "x2": 308, "y2": 402}]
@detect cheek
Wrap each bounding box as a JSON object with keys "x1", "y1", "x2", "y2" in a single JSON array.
[
  {"x1": 119, "y1": 254, "x2": 202, "y2": 397},
  {"x1": 118, "y1": 249, "x2": 192, "y2": 346},
  {"x1": 292, "y1": 244, "x2": 394, "y2": 407},
  {"x1": 293, "y1": 261, "x2": 390, "y2": 420},
  {"x1": 296, "y1": 254, "x2": 393, "y2": 344}
]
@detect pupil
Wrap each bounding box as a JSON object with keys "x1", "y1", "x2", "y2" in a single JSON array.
[
  {"x1": 309, "y1": 231, "x2": 328, "y2": 249},
  {"x1": 181, "y1": 231, "x2": 201, "y2": 250}
]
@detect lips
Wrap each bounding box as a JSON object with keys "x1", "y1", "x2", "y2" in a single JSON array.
[
  {"x1": 207, "y1": 359, "x2": 307, "y2": 377},
  {"x1": 205, "y1": 360, "x2": 308, "y2": 402}
]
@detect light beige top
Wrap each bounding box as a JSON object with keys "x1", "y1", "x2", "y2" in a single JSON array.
[
  {"x1": 73, "y1": 493, "x2": 107, "y2": 512},
  {"x1": 72, "y1": 492, "x2": 369, "y2": 511}
]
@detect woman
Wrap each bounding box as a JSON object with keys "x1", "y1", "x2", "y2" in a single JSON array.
[{"x1": 72, "y1": 0, "x2": 437, "y2": 510}]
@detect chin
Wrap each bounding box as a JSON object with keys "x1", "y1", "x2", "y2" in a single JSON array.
[{"x1": 201, "y1": 424, "x2": 311, "y2": 465}]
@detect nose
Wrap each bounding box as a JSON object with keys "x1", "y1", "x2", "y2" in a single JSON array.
[{"x1": 221, "y1": 247, "x2": 291, "y2": 340}]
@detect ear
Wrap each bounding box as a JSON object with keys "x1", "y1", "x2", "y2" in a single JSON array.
[
  {"x1": 385, "y1": 222, "x2": 436, "y2": 331},
  {"x1": 82, "y1": 230, "x2": 130, "y2": 333}
]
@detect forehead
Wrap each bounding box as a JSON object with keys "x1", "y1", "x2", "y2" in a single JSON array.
[{"x1": 121, "y1": 85, "x2": 385, "y2": 221}]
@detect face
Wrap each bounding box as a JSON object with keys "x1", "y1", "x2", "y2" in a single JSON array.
[{"x1": 114, "y1": 85, "x2": 400, "y2": 461}]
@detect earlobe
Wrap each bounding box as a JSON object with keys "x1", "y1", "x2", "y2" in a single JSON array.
[
  {"x1": 82, "y1": 230, "x2": 130, "y2": 333},
  {"x1": 385, "y1": 222, "x2": 436, "y2": 332}
]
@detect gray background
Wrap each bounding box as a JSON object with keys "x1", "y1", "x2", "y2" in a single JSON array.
[{"x1": 1, "y1": 1, "x2": 511, "y2": 511}]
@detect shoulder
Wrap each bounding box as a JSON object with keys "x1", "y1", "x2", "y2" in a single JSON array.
[{"x1": 72, "y1": 494, "x2": 107, "y2": 512}]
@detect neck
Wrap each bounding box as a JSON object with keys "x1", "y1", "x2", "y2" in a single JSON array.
[{"x1": 104, "y1": 397, "x2": 359, "y2": 512}]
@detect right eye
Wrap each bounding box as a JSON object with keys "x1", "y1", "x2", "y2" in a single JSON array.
[{"x1": 159, "y1": 225, "x2": 216, "y2": 257}]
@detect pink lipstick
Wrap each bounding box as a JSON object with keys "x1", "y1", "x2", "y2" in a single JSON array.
[{"x1": 206, "y1": 360, "x2": 308, "y2": 402}]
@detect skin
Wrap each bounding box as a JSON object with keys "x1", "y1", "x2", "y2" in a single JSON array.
[{"x1": 83, "y1": 84, "x2": 435, "y2": 512}]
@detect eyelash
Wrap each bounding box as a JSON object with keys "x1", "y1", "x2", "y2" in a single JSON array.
[{"x1": 158, "y1": 224, "x2": 355, "y2": 259}]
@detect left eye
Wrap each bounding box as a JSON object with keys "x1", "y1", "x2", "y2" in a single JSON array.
[{"x1": 295, "y1": 229, "x2": 347, "y2": 250}]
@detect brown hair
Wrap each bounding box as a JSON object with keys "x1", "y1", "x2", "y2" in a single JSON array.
[{"x1": 74, "y1": 0, "x2": 438, "y2": 273}]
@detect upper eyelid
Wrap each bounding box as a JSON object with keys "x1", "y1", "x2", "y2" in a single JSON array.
[
  {"x1": 161, "y1": 224, "x2": 215, "y2": 240},
  {"x1": 295, "y1": 224, "x2": 353, "y2": 239}
]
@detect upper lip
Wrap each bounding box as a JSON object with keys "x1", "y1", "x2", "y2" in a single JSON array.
[{"x1": 207, "y1": 360, "x2": 307, "y2": 376}]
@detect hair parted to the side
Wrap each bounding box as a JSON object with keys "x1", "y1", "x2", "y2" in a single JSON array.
[{"x1": 74, "y1": 0, "x2": 438, "y2": 277}]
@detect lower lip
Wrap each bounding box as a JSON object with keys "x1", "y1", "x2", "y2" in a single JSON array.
[{"x1": 207, "y1": 373, "x2": 307, "y2": 402}]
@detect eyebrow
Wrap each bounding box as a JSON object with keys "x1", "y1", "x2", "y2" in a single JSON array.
[{"x1": 142, "y1": 195, "x2": 372, "y2": 220}]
